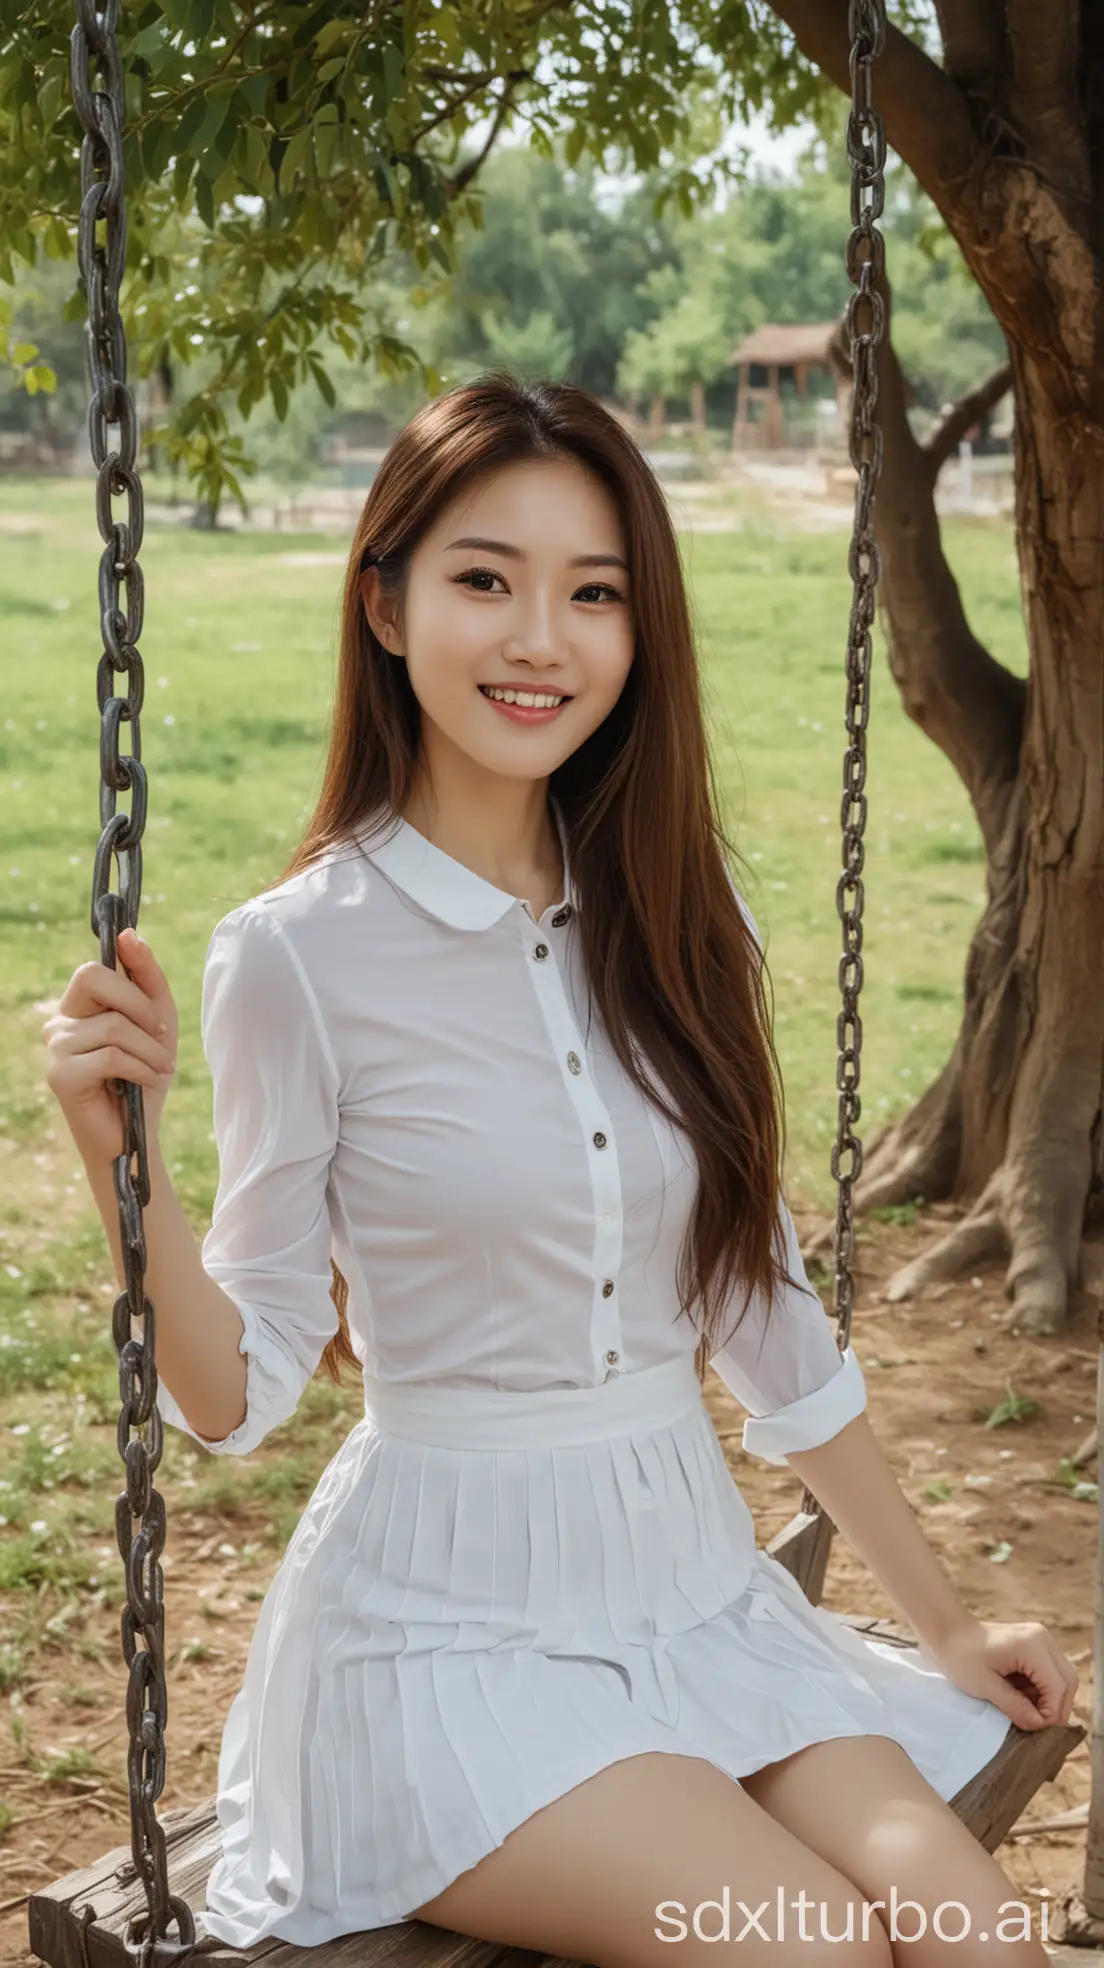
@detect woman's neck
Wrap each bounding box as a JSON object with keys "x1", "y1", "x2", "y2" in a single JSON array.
[{"x1": 400, "y1": 765, "x2": 565, "y2": 917}]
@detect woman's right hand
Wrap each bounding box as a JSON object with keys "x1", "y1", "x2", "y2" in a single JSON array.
[{"x1": 43, "y1": 926, "x2": 179, "y2": 1167}]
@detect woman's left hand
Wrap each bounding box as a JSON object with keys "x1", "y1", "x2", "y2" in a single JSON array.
[{"x1": 927, "y1": 1617, "x2": 1080, "y2": 1731}]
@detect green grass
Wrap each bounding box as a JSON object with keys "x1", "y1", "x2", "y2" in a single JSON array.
[
  {"x1": 681, "y1": 503, "x2": 1024, "y2": 1201},
  {"x1": 0, "y1": 476, "x2": 1027, "y2": 1601}
]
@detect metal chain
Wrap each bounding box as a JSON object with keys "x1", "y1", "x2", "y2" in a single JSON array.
[
  {"x1": 801, "y1": 0, "x2": 887, "y2": 1516},
  {"x1": 69, "y1": 4, "x2": 196, "y2": 1962}
]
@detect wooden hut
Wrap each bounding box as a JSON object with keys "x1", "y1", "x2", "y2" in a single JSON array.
[{"x1": 728, "y1": 322, "x2": 845, "y2": 450}]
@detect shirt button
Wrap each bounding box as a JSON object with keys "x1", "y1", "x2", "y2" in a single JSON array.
[
  {"x1": 533, "y1": 942, "x2": 549, "y2": 960},
  {"x1": 602, "y1": 1211, "x2": 613, "y2": 1223},
  {"x1": 605, "y1": 1348, "x2": 619, "y2": 1365},
  {"x1": 551, "y1": 906, "x2": 572, "y2": 927},
  {"x1": 601, "y1": 1280, "x2": 615, "y2": 1298},
  {"x1": 592, "y1": 1130, "x2": 607, "y2": 1149}
]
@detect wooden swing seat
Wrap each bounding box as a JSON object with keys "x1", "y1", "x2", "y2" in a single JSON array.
[{"x1": 28, "y1": 1506, "x2": 1083, "y2": 1968}]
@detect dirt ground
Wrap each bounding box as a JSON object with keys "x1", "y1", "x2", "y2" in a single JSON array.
[{"x1": 2, "y1": 1206, "x2": 1100, "y2": 1963}]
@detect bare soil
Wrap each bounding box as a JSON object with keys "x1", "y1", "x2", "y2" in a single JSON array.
[{"x1": 2, "y1": 1209, "x2": 1099, "y2": 1962}]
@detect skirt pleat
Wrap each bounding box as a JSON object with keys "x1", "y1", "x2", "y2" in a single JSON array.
[{"x1": 196, "y1": 1406, "x2": 1014, "y2": 1950}]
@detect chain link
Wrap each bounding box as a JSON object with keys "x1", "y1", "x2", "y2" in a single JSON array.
[
  {"x1": 799, "y1": 0, "x2": 887, "y2": 1517},
  {"x1": 68, "y1": 4, "x2": 196, "y2": 1962}
]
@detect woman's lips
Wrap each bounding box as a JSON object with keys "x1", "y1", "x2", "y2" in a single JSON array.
[{"x1": 478, "y1": 686, "x2": 571, "y2": 725}]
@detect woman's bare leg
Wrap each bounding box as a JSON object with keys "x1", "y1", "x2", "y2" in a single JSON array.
[
  {"x1": 742, "y1": 1731, "x2": 1049, "y2": 1966},
  {"x1": 410, "y1": 1750, "x2": 894, "y2": 1967}
]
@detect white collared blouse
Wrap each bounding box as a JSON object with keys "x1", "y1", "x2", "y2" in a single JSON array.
[{"x1": 157, "y1": 805, "x2": 867, "y2": 1463}]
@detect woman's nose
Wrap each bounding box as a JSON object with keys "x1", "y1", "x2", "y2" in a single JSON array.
[{"x1": 506, "y1": 589, "x2": 559, "y2": 657}]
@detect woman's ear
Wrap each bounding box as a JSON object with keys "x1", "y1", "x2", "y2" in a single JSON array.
[{"x1": 359, "y1": 566, "x2": 405, "y2": 657}]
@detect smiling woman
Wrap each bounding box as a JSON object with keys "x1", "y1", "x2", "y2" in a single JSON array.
[
  {"x1": 359, "y1": 453, "x2": 636, "y2": 800},
  {"x1": 110, "y1": 371, "x2": 1072, "y2": 1967}
]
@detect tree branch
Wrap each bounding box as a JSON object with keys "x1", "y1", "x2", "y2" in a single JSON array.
[
  {"x1": 414, "y1": 68, "x2": 529, "y2": 147},
  {"x1": 445, "y1": 74, "x2": 530, "y2": 193},
  {"x1": 924, "y1": 362, "x2": 1013, "y2": 470},
  {"x1": 827, "y1": 298, "x2": 1026, "y2": 856},
  {"x1": 928, "y1": 0, "x2": 1007, "y2": 92},
  {"x1": 766, "y1": 0, "x2": 980, "y2": 228},
  {"x1": 1004, "y1": 0, "x2": 1087, "y2": 200},
  {"x1": 932, "y1": 0, "x2": 1005, "y2": 94}
]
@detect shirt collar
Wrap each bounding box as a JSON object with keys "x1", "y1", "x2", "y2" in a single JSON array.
[{"x1": 356, "y1": 797, "x2": 578, "y2": 932}]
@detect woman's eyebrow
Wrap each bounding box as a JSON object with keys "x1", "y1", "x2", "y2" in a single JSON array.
[{"x1": 444, "y1": 535, "x2": 629, "y2": 573}]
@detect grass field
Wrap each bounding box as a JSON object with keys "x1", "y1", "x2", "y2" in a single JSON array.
[{"x1": 0, "y1": 473, "x2": 1027, "y2": 1678}]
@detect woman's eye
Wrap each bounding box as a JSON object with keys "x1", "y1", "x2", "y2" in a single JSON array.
[
  {"x1": 454, "y1": 567, "x2": 623, "y2": 603},
  {"x1": 575, "y1": 581, "x2": 624, "y2": 604}
]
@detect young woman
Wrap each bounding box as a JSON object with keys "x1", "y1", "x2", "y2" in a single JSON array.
[{"x1": 47, "y1": 375, "x2": 1075, "y2": 1968}]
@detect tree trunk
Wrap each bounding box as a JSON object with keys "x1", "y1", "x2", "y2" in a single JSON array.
[
  {"x1": 825, "y1": 304, "x2": 1104, "y2": 1333},
  {"x1": 769, "y1": 0, "x2": 1104, "y2": 1338}
]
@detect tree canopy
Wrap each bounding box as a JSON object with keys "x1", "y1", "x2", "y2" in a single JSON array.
[{"x1": 2, "y1": 0, "x2": 933, "y2": 502}]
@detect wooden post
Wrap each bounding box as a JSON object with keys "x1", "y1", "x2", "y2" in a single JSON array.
[
  {"x1": 689, "y1": 377, "x2": 706, "y2": 432},
  {"x1": 766, "y1": 364, "x2": 782, "y2": 449},
  {"x1": 732, "y1": 364, "x2": 749, "y2": 452}
]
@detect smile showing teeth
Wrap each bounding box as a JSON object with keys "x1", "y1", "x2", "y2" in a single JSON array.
[{"x1": 480, "y1": 686, "x2": 568, "y2": 708}]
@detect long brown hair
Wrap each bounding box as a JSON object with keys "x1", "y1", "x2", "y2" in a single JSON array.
[{"x1": 262, "y1": 371, "x2": 802, "y2": 1391}]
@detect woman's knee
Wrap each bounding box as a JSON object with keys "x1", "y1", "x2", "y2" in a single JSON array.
[
  {"x1": 743, "y1": 1734, "x2": 1047, "y2": 1967},
  {"x1": 411, "y1": 1750, "x2": 895, "y2": 1966}
]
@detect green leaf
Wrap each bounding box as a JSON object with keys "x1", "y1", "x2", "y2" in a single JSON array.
[
  {"x1": 185, "y1": 0, "x2": 215, "y2": 40},
  {"x1": 382, "y1": 42, "x2": 405, "y2": 98},
  {"x1": 129, "y1": 20, "x2": 169, "y2": 58},
  {"x1": 271, "y1": 373, "x2": 290, "y2": 421},
  {"x1": 193, "y1": 81, "x2": 237, "y2": 162},
  {"x1": 172, "y1": 152, "x2": 196, "y2": 207},
  {"x1": 372, "y1": 151, "x2": 400, "y2": 213},
  {"x1": 315, "y1": 115, "x2": 340, "y2": 177},
  {"x1": 564, "y1": 125, "x2": 586, "y2": 168},
  {"x1": 27, "y1": 364, "x2": 57, "y2": 395},
  {"x1": 38, "y1": 71, "x2": 62, "y2": 129},
  {"x1": 172, "y1": 93, "x2": 211, "y2": 161},
  {"x1": 12, "y1": 342, "x2": 38, "y2": 364},
  {"x1": 194, "y1": 172, "x2": 214, "y2": 228},
  {"x1": 44, "y1": 217, "x2": 71, "y2": 260},
  {"x1": 280, "y1": 126, "x2": 312, "y2": 189},
  {"x1": 314, "y1": 18, "x2": 348, "y2": 57},
  {"x1": 309, "y1": 358, "x2": 336, "y2": 407},
  {"x1": 238, "y1": 70, "x2": 269, "y2": 117}
]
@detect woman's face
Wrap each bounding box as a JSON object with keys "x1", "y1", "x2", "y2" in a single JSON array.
[{"x1": 361, "y1": 454, "x2": 635, "y2": 783}]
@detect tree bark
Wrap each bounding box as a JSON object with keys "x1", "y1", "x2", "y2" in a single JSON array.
[
  {"x1": 765, "y1": 0, "x2": 1104, "y2": 1334},
  {"x1": 820, "y1": 292, "x2": 1104, "y2": 1333}
]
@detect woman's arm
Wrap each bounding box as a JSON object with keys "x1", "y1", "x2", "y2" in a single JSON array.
[
  {"x1": 156, "y1": 900, "x2": 342, "y2": 1456},
  {"x1": 785, "y1": 1407, "x2": 1082, "y2": 1731},
  {"x1": 783, "y1": 1410, "x2": 976, "y2": 1651},
  {"x1": 81, "y1": 1138, "x2": 250, "y2": 1444}
]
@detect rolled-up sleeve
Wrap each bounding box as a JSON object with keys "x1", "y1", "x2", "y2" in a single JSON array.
[
  {"x1": 157, "y1": 902, "x2": 341, "y2": 1457},
  {"x1": 711, "y1": 872, "x2": 867, "y2": 1464},
  {"x1": 708, "y1": 1197, "x2": 867, "y2": 1464}
]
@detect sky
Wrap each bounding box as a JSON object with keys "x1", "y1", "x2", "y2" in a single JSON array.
[{"x1": 480, "y1": 92, "x2": 820, "y2": 190}]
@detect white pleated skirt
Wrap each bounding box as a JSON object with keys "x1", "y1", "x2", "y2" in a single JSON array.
[{"x1": 196, "y1": 1355, "x2": 1014, "y2": 1948}]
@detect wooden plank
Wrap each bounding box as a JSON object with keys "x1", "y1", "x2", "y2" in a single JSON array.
[
  {"x1": 947, "y1": 1719, "x2": 1086, "y2": 1852},
  {"x1": 766, "y1": 1507, "x2": 835, "y2": 1600},
  {"x1": 27, "y1": 1801, "x2": 514, "y2": 1968}
]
